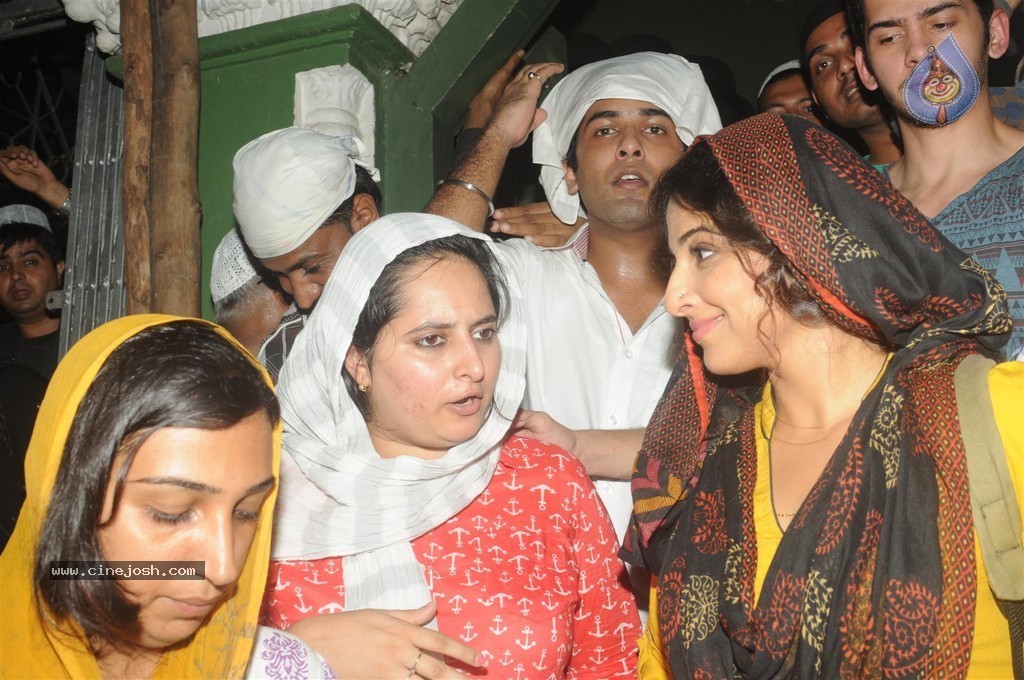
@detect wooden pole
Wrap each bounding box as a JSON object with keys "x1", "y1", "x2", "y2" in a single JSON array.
[
  {"x1": 120, "y1": 0, "x2": 153, "y2": 314},
  {"x1": 148, "y1": 0, "x2": 201, "y2": 316}
]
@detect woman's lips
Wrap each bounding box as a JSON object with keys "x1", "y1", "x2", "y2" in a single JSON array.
[
  {"x1": 449, "y1": 395, "x2": 482, "y2": 416},
  {"x1": 689, "y1": 316, "x2": 723, "y2": 343}
]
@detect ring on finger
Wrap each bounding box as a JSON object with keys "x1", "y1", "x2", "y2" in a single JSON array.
[
  {"x1": 527, "y1": 70, "x2": 544, "y2": 83},
  {"x1": 405, "y1": 651, "x2": 422, "y2": 680}
]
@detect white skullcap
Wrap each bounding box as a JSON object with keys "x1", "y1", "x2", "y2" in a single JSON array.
[
  {"x1": 532, "y1": 52, "x2": 722, "y2": 225},
  {"x1": 0, "y1": 204, "x2": 51, "y2": 232},
  {"x1": 758, "y1": 60, "x2": 803, "y2": 100},
  {"x1": 232, "y1": 127, "x2": 379, "y2": 259},
  {"x1": 210, "y1": 228, "x2": 259, "y2": 304}
]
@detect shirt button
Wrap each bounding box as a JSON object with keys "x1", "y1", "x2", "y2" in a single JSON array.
[
  {"x1": 609, "y1": 416, "x2": 618, "y2": 425},
  {"x1": 624, "y1": 350, "x2": 634, "y2": 359}
]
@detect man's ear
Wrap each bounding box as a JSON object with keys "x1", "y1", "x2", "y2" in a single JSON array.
[
  {"x1": 987, "y1": 9, "x2": 1010, "y2": 60},
  {"x1": 55, "y1": 259, "x2": 66, "y2": 284},
  {"x1": 561, "y1": 160, "x2": 579, "y2": 196},
  {"x1": 854, "y1": 46, "x2": 879, "y2": 91},
  {"x1": 344, "y1": 345, "x2": 370, "y2": 389},
  {"x1": 349, "y1": 193, "x2": 380, "y2": 233}
]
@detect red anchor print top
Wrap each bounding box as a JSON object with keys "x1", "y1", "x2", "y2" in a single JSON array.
[{"x1": 261, "y1": 437, "x2": 640, "y2": 678}]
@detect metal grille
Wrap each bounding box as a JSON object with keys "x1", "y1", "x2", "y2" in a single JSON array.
[{"x1": 59, "y1": 33, "x2": 125, "y2": 355}]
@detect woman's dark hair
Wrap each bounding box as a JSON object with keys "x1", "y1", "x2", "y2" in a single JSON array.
[
  {"x1": 33, "y1": 321, "x2": 279, "y2": 650},
  {"x1": 343, "y1": 234, "x2": 508, "y2": 419},
  {"x1": 650, "y1": 142, "x2": 828, "y2": 335}
]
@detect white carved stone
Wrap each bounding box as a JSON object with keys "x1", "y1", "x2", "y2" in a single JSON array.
[
  {"x1": 294, "y1": 64, "x2": 376, "y2": 170},
  {"x1": 61, "y1": 0, "x2": 463, "y2": 57}
]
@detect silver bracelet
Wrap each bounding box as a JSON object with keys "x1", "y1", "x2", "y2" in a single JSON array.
[
  {"x1": 57, "y1": 188, "x2": 72, "y2": 217},
  {"x1": 437, "y1": 177, "x2": 494, "y2": 217}
]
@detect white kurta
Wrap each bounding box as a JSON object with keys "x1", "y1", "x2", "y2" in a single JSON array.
[{"x1": 499, "y1": 227, "x2": 681, "y2": 541}]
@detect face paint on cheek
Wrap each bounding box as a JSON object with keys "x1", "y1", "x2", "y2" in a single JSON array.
[{"x1": 902, "y1": 33, "x2": 980, "y2": 126}]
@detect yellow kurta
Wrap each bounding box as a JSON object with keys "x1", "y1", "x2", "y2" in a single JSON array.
[
  {"x1": 641, "y1": 362, "x2": 1022, "y2": 678},
  {"x1": 752, "y1": 362, "x2": 1022, "y2": 679}
]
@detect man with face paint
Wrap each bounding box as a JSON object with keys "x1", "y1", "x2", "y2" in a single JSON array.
[{"x1": 848, "y1": 0, "x2": 1024, "y2": 355}]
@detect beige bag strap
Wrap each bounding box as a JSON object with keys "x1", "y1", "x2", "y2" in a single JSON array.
[
  {"x1": 955, "y1": 354, "x2": 1024, "y2": 600},
  {"x1": 955, "y1": 354, "x2": 1024, "y2": 680}
]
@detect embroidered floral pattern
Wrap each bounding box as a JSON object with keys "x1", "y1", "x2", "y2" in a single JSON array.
[
  {"x1": 692, "y1": 490, "x2": 727, "y2": 555},
  {"x1": 816, "y1": 205, "x2": 878, "y2": 263},
  {"x1": 680, "y1": 575, "x2": 719, "y2": 647},
  {"x1": 259, "y1": 630, "x2": 311, "y2": 679},
  {"x1": 870, "y1": 386, "x2": 904, "y2": 489}
]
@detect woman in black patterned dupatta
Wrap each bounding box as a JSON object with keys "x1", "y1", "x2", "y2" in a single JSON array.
[{"x1": 624, "y1": 112, "x2": 1020, "y2": 679}]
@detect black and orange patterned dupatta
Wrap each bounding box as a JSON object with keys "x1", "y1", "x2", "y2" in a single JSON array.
[{"x1": 622, "y1": 113, "x2": 1011, "y2": 678}]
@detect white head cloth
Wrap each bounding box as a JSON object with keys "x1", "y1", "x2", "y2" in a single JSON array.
[
  {"x1": 273, "y1": 213, "x2": 526, "y2": 615},
  {"x1": 0, "y1": 204, "x2": 51, "y2": 232},
  {"x1": 758, "y1": 59, "x2": 803, "y2": 100},
  {"x1": 232, "y1": 127, "x2": 379, "y2": 259},
  {"x1": 210, "y1": 229, "x2": 257, "y2": 304},
  {"x1": 532, "y1": 52, "x2": 722, "y2": 225}
]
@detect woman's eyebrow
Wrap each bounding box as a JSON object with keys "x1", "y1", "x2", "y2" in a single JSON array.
[
  {"x1": 130, "y1": 476, "x2": 275, "y2": 496},
  {"x1": 676, "y1": 225, "x2": 715, "y2": 244}
]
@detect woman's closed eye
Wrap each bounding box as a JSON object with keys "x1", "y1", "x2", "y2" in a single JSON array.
[
  {"x1": 234, "y1": 508, "x2": 260, "y2": 524},
  {"x1": 147, "y1": 506, "x2": 193, "y2": 525}
]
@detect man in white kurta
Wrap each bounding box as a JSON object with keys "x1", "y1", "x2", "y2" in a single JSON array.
[
  {"x1": 498, "y1": 229, "x2": 678, "y2": 540},
  {"x1": 428, "y1": 52, "x2": 722, "y2": 545}
]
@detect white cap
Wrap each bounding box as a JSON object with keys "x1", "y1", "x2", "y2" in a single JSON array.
[
  {"x1": 210, "y1": 229, "x2": 258, "y2": 304},
  {"x1": 0, "y1": 204, "x2": 51, "y2": 232},
  {"x1": 758, "y1": 60, "x2": 803, "y2": 100},
  {"x1": 532, "y1": 52, "x2": 722, "y2": 225},
  {"x1": 232, "y1": 127, "x2": 379, "y2": 259}
]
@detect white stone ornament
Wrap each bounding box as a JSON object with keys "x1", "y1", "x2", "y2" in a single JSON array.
[{"x1": 60, "y1": 0, "x2": 463, "y2": 57}]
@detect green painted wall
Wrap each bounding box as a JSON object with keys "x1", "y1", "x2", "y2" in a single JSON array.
[{"x1": 192, "y1": 0, "x2": 559, "y2": 319}]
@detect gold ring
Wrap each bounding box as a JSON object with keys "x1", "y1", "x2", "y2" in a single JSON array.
[{"x1": 405, "y1": 651, "x2": 422, "y2": 680}]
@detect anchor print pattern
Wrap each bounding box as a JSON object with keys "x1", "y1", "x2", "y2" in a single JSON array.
[{"x1": 262, "y1": 437, "x2": 639, "y2": 677}]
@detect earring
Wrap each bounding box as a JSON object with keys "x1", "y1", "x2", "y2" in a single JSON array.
[{"x1": 358, "y1": 384, "x2": 367, "y2": 393}]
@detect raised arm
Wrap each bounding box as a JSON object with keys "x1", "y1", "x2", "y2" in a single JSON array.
[
  {"x1": 425, "y1": 57, "x2": 563, "y2": 230},
  {"x1": 0, "y1": 145, "x2": 70, "y2": 212}
]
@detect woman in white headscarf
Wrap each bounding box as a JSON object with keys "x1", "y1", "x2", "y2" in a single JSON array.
[{"x1": 264, "y1": 213, "x2": 640, "y2": 678}]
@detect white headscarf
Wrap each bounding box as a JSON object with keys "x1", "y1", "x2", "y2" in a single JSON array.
[
  {"x1": 232, "y1": 127, "x2": 379, "y2": 259},
  {"x1": 532, "y1": 52, "x2": 722, "y2": 225},
  {"x1": 210, "y1": 229, "x2": 257, "y2": 304},
  {"x1": 273, "y1": 213, "x2": 526, "y2": 615}
]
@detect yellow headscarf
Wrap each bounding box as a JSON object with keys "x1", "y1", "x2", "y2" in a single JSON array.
[{"x1": 0, "y1": 315, "x2": 281, "y2": 679}]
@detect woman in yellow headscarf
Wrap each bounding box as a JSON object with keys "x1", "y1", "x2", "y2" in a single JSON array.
[{"x1": 0, "y1": 315, "x2": 329, "y2": 679}]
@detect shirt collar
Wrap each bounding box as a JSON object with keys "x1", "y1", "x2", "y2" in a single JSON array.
[{"x1": 544, "y1": 223, "x2": 591, "y2": 262}]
